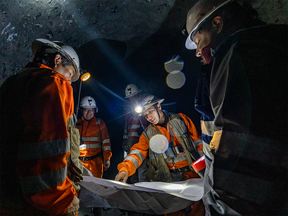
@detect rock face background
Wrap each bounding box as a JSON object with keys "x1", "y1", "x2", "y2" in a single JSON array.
[
  {"x1": 1, "y1": 0, "x2": 287, "y2": 178},
  {"x1": 0, "y1": 0, "x2": 287, "y2": 84}
]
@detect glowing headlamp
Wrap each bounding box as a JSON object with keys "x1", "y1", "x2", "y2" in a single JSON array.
[
  {"x1": 134, "y1": 105, "x2": 143, "y2": 114},
  {"x1": 81, "y1": 72, "x2": 91, "y2": 81}
]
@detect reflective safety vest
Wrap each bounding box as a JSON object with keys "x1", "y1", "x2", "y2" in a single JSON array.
[
  {"x1": 77, "y1": 116, "x2": 112, "y2": 161},
  {"x1": 123, "y1": 114, "x2": 142, "y2": 140},
  {"x1": 0, "y1": 63, "x2": 77, "y2": 215},
  {"x1": 117, "y1": 111, "x2": 203, "y2": 181},
  {"x1": 123, "y1": 113, "x2": 149, "y2": 153}
]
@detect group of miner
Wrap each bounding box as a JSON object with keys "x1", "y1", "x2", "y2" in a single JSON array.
[{"x1": 0, "y1": 0, "x2": 287, "y2": 216}]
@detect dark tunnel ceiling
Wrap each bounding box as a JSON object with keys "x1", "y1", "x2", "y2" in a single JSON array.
[{"x1": 0, "y1": 0, "x2": 287, "y2": 85}]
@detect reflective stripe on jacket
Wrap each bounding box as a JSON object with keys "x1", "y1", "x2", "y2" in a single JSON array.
[
  {"x1": 125, "y1": 114, "x2": 141, "y2": 139},
  {"x1": 194, "y1": 77, "x2": 215, "y2": 161},
  {"x1": 0, "y1": 63, "x2": 76, "y2": 215},
  {"x1": 77, "y1": 116, "x2": 112, "y2": 161},
  {"x1": 197, "y1": 24, "x2": 288, "y2": 215},
  {"x1": 122, "y1": 113, "x2": 149, "y2": 153},
  {"x1": 117, "y1": 112, "x2": 202, "y2": 179}
]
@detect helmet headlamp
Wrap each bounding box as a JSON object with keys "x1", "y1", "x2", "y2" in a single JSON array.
[{"x1": 135, "y1": 105, "x2": 143, "y2": 114}]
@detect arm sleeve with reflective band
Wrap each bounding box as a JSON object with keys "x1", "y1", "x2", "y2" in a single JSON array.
[
  {"x1": 179, "y1": 113, "x2": 203, "y2": 154},
  {"x1": 209, "y1": 44, "x2": 251, "y2": 153},
  {"x1": 100, "y1": 119, "x2": 112, "y2": 161},
  {"x1": 117, "y1": 133, "x2": 149, "y2": 176},
  {"x1": 205, "y1": 26, "x2": 288, "y2": 215},
  {"x1": 17, "y1": 70, "x2": 77, "y2": 215}
]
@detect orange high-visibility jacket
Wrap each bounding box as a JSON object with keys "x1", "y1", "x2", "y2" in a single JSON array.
[
  {"x1": 118, "y1": 113, "x2": 203, "y2": 177},
  {"x1": 77, "y1": 116, "x2": 112, "y2": 177},
  {"x1": 0, "y1": 63, "x2": 77, "y2": 215}
]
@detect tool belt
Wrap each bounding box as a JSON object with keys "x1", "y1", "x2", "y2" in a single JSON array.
[
  {"x1": 79, "y1": 151, "x2": 102, "y2": 161},
  {"x1": 170, "y1": 166, "x2": 191, "y2": 182}
]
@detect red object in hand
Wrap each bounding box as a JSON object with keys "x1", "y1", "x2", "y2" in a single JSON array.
[{"x1": 191, "y1": 155, "x2": 206, "y2": 172}]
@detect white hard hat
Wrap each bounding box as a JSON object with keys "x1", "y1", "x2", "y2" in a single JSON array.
[
  {"x1": 80, "y1": 96, "x2": 98, "y2": 113},
  {"x1": 125, "y1": 84, "x2": 142, "y2": 98},
  {"x1": 185, "y1": 0, "x2": 233, "y2": 50},
  {"x1": 31, "y1": 38, "x2": 80, "y2": 82},
  {"x1": 141, "y1": 95, "x2": 164, "y2": 113}
]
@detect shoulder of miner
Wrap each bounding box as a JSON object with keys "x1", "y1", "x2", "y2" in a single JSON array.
[
  {"x1": 3, "y1": 62, "x2": 76, "y2": 215},
  {"x1": 1, "y1": 62, "x2": 61, "y2": 95},
  {"x1": 99, "y1": 118, "x2": 111, "y2": 140},
  {"x1": 97, "y1": 117, "x2": 107, "y2": 131},
  {"x1": 27, "y1": 62, "x2": 70, "y2": 82}
]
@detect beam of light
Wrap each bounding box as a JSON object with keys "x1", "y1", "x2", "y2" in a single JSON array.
[
  {"x1": 86, "y1": 79, "x2": 179, "y2": 124},
  {"x1": 85, "y1": 79, "x2": 138, "y2": 123},
  {"x1": 88, "y1": 79, "x2": 126, "y2": 102},
  {"x1": 106, "y1": 111, "x2": 131, "y2": 123},
  {"x1": 97, "y1": 82, "x2": 124, "y2": 101},
  {"x1": 66, "y1": 1, "x2": 146, "y2": 84}
]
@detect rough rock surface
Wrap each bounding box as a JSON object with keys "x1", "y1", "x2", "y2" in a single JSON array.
[{"x1": 0, "y1": 0, "x2": 287, "y2": 85}]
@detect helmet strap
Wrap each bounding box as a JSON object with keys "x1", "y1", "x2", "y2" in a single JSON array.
[{"x1": 154, "y1": 104, "x2": 161, "y2": 122}]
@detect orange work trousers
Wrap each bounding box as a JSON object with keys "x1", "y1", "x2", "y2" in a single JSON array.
[{"x1": 81, "y1": 156, "x2": 103, "y2": 178}]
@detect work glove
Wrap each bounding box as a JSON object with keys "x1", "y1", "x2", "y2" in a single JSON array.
[
  {"x1": 67, "y1": 161, "x2": 83, "y2": 183},
  {"x1": 62, "y1": 196, "x2": 79, "y2": 216}
]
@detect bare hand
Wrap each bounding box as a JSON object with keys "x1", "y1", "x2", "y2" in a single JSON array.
[
  {"x1": 65, "y1": 196, "x2": 79, "y2": 216},
  {"x1": 104, "y1": 160, "x2": 110, "y2": 171},
  {"x1": 114, "y1": 171, "x2": 128, "y2": 183}
]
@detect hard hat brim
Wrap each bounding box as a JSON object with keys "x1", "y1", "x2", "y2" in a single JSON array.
[
  {"x1": 125, "y1": 89, "x2": 142, "y2": 98},
  {"x1": 185, "y1": 0, "x2": 233, "y2": 50},
  {"x1": 32, "y1": 38, "x2": 80, "y2": 82},
  {"x1": 82, "y1": 105, "x2": 96, "y2": 108},
  {"x1": 185, "y1": 34, "x2": 197, "y2": 50},
  {"x1": 140, "y1": 98, "x2": 164, "y2": 115}
]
